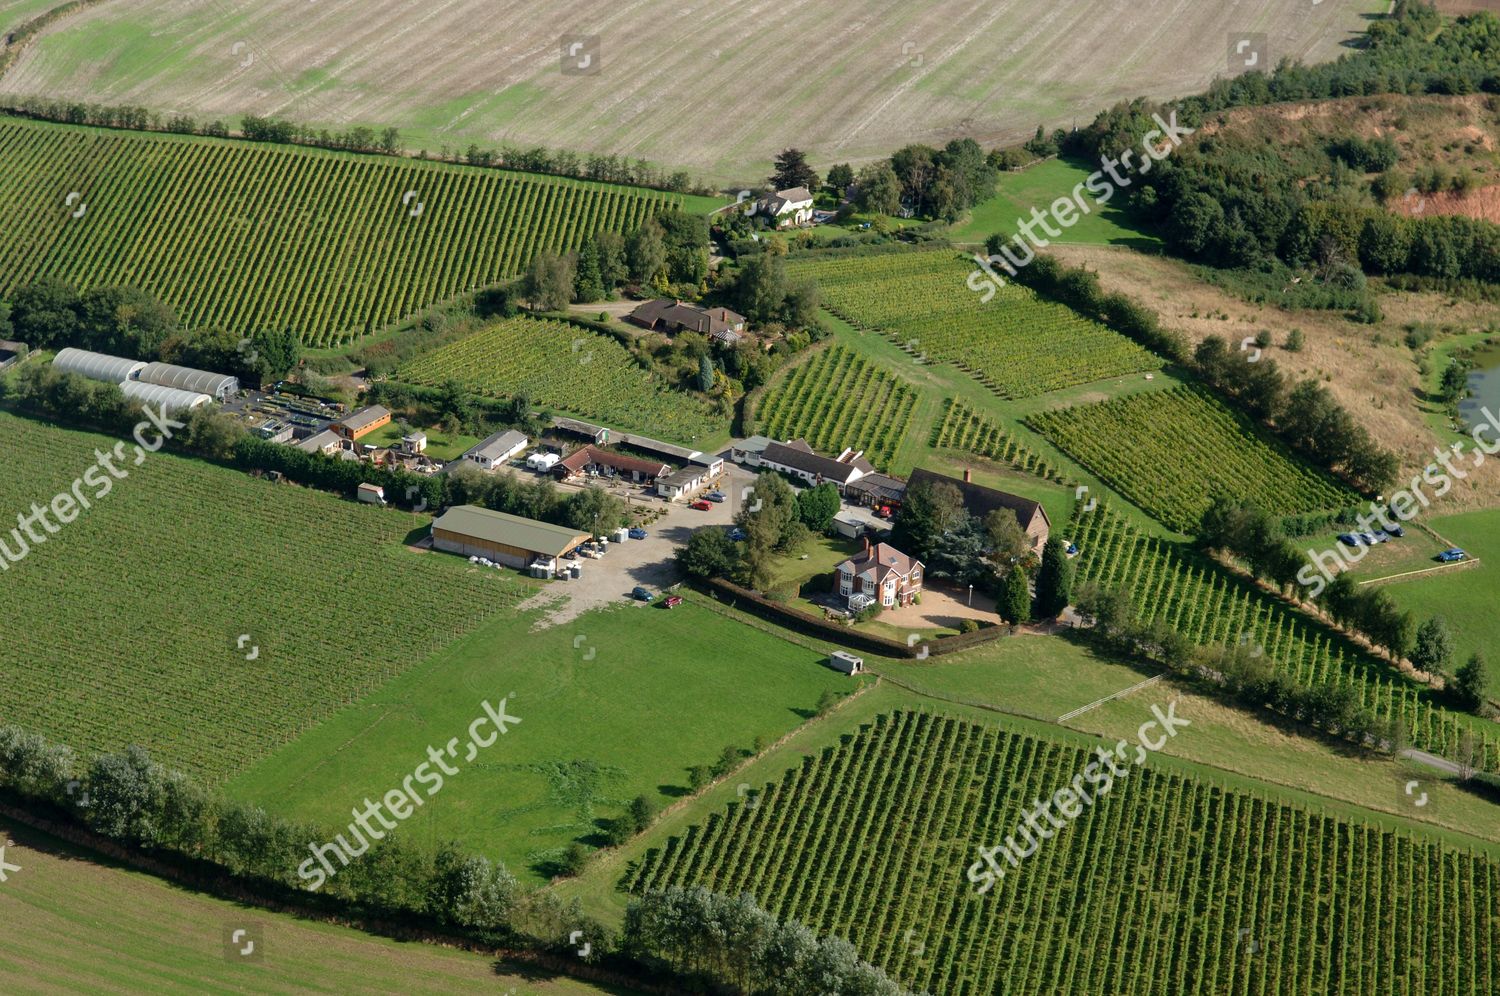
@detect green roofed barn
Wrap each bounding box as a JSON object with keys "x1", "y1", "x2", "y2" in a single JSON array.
[{"x1": 431, "y1": 505, "x2": 590, "y2": 574}]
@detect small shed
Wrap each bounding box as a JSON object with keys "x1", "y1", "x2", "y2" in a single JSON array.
[
  {"x1": 357, "y1": 483, "x2": 386, "y2": 506},
  {"x1": 826, "y1": 651, "x2": 864, "y2": 675}
]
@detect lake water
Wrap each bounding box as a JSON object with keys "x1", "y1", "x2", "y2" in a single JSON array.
[{"x1": 1458, "y1": 343, "x2": 1500, "y2": 428}]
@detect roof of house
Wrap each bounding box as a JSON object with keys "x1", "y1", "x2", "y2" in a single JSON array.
[
  {"x1": 907, "y1": 468, "x2": 1051, "y2": 530},
  {"x1": 465, "y1": 429, "x2": 528, "y2": 462},
  {"x1": 760, "y1": 440, "x2": 875, "y2": 484},
  {"x1": 658, "y1": 466, "x2": 707, "y2": 488},
  {"x1": 615, "y1": 432, "x2": 700, "y2": 463},
  {"x1": 296, "y1": 428, "x2": 342, "y2": 453},
  {"x1": 761, "y1": 187, "x2": 814, "y2": 214},
  {"x1": 432, "y1": 505, "x2": 589, "y2": 556},
  {"x1": 846, "y1": 473, "x2": 908, "y2": 503},
  {"x1": 558, "y1": 444, "x2": 671, "y2": 478},
  {"x1": 733, "y1": 435, "x2": 774, "y2": 455},
  {"x1": 339, "y1": 405, "x2": 391, "y2": 433},
  {"x1": 627, "y1": 299, "x2": 746, "y2": 337},
  {"x1": 837, "y1": 542, "x2": 922, "y2": 585}
]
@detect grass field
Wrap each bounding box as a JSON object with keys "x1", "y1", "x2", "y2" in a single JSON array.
[
  {"x1": 229, "y1": 599, "x2": 859, "y2": 885},
  {"x1": 1029, "y1": 384, "x2": 1360, "y2": 533},
  {"x1": 0, "y1": 0, "x2": 55, "y2": 35},
  {"x1": 947, "y1": 157, "x2": 1160, "y2": 247},
  {"x1": 1070, "y1": 504, "x2": 1498, "y2": 770},
  {"x1": 625, "y1": 708, "x2": 1500, "y2": 996},
  {"x1": 0, "y1": 0, "x2": 1378, "y2": 182},
  {"x1": 0, "y1": 822, "x2": 622, "y2": 995},
  {"x1": 754, "y1": 345, "x2": 919, "y2": 469},
  {"x1": 0, "y1": 409, "x2": 531, "y2": 781},
  {"x1": 397, "y1": 315, "x2": 726, "y2": 444},
  {"x1": 785, "y1": 248, "x2": 1162, "y2": 400},
  {"x1": 0, "y1": 116, "x2": 684, "y2": 345}
]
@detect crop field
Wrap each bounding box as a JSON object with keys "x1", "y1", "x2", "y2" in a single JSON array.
[
  {"x1": 931, "y1": 398, "x2": 1065, "y2": 482},
  {"x1": 0, "y1": 0, "x2": 1378, "y2": 183},
  {"x1": 784, "y1": 249, "x2": 1161, "y2": 399},
  {"x1": 0, "y1": 116, "x2": 681, "y2": 346},
  {"x1": 1029, "y1": 385, "x2": 1359, "y2": 533},
  {"x1": 1070, "y1": 505, "x2": 1497, "y2": 771},
  {"x1": 627, "y1": 710, "x2": 1500, "y2": 996},
  {"x1": 754, "y1": 346, "x2": 918, "y2": 469},
  {"x1": 397, "y1": 315, "x2": 725, "y2": 444},
  {"x1": 0, "y1": 410, "x2": 528, "y2": 781}
]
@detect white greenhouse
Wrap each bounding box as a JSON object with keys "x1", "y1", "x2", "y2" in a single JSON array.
[
  {"x1": 138, "y1": 361, "x2": 240, "y2": 401},
  {"x1": 53, "y1": 347, "x2": 147, "y2": 384},
  {"x1": 119, "y1": 379, "x2": 213, "y2": 414}
]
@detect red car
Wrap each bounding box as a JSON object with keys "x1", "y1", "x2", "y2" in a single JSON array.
[
  {"x1": 663, "y1": 595, "x2": 684, "y2": 609},
  {"x1": 690, "y1": 499, "x2": 713, "y2": 510}
]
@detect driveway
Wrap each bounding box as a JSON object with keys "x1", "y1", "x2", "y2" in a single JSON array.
[
  {"x1": 520, "y1": 462, "x2": 755, "y2": 627},
  {"x1": 880, "y1": 581, "x2": 997, "y2": 630}
]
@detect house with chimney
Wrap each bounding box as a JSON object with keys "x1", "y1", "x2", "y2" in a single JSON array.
[
  {"x1": 753, "y1": 187, "x2": 815, "y2": 228},
  {"x1": 908, "y1": 467, "x2": 1051, "y2": 553},
  {"x1": 626, "y1": 299, "x2": 747, "y2": 345},
  {"x1": 759, "y1": 440, "x2": 874, "y2": 494},
  {"x1": 836, "y1": 540, "x2": 923, "y2": 611}
]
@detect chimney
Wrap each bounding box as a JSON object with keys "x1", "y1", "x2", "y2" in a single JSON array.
[
  {"x1": 964, "y1": 467, "x2": 972, "y2": 484},
  {"x1": 863, "y1": 536, "x2": 871, "y2": 555}
]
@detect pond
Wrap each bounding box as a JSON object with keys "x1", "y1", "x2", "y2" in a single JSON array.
[{"x1": 1458, "y1": 341, "x2": 1500, "y2": 428}]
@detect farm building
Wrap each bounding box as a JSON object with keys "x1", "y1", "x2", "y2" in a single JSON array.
[
  {"x1": 334, "y1": 405, "x2": 391, "y2": 441},
  {"x1": 730, "y1": 435, "x2": 774, "y2": 466},
  {"x1": 462, "y1": 430, "x2": 528, "y2": 470},
  {"x1": 402, "y1": 431, "x2": 428, "y2": 454},
  {"x1": 908, "y1": 467, "x2": 1051, "y2": 552},
  {"x1": 760, "y1": 440, "x2": 874, "y2": 493},
  {"x1": 296, "y1": 428, "x2": 344, "y2": 455},
  {"x1": 0, "y1": 340, "x2": 28, "y2": 371},
  {"x1": 53, "y1": 347, "x2": 147, "y2": 384},
  {"x1": 431, "y1": 505, "x2": 590, "y2": 573},
  {"x1": 836, "y1": 540, "x2": 923, "y2": 610},
  {"x1": 551, "y1": 416, "x2": 611, "y2": 445},
  {"x1": 754, "y1": 187, "x2": 815, "y2": 228},
  {"x1": 627, "y1": 299, "x2": 747, "y2": 344},
  {"x1": 826, "y1": 651, "x2": 864, "y2": 675},
  {"x1": 845, "y1": 473, "x2": 907, "y2": 511},
  {"x1": 555, "y1": 445, "x2": 670, "y2": 484},
  {"x1": 657, "y1": 465, "x2": 712, "y2": 501},
  {"x1": 119, "y1": 380, "x2": 213, "y2": 413},
  {"x1": 139, "y1": 361, "x2": 239, "y2": 401}
]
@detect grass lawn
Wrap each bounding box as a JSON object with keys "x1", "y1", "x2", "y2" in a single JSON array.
[
  {"x1": 0, "y1": 823, "x2": 624, "y2": 995},
  {"x1": 360, "y1": 421, "x2": 482, "y2": 462},
  {"x1": 1382, "y1": 507, "x2": 1500, "y2": 687},
  {"x1": 228, "y1": 599, "x2": 861, "y2": 885},
  {"x1": 947, "y1": 158, "x2": 1161, "y2": 248}
]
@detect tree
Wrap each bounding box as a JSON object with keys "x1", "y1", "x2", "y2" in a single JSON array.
[
  {"x1": 735, "y1": 250, "x2": 787, "y2": 324},
  {"x1": 677, "y1": 526, "x2": 741, "y2": 579},
  {"x1": 698, "y1": 353, "x2": 715, "y2": 392},
  {"x1": 736, "y1": 472, "x2": 803, "y2": 590},
  {"x1": 825, "y1": 163, "x2": 854, "y2": 195},
  {"x1": 427, "y1": 846, "x2": 518, "y2": 929},
  {"x1": 1453, "y1": 652, "x2": 1488, "y2": 713},
  {"x1": 1438, "y1": 359, "x2": 1470, "y2": 405},
  {"x1": 248, "y1": 327, "x2": 301, "y2": 381},
  {"x1": 595, "y1": 231, "x2": 628, "y2": 288},
  {"x1": 573, "y1": 240, "x2": 605, "y2": 302},
  {"x1": 8, "y1": 276, "x2": 80, "y2": 349},
  {"x1": 891, "y1": 479, "x2": 965, "y2": 558},
  {"x1": 86, "y1": 745, "x2": 165, "y2": 843},
  {"x1": 563, "y1": 485, "x2": 626, "y2": 535},
  {"x1": 1410, "y1": 616, "x2": 1454, "y2": 677},
  {"x1": 627, "y1": 218, "x2": 667, "y2": 284},
  {"x1": 1034, "y1": 537, "x2": 1073, "y2": 618},
  {"x1": 854, "y1": 162, "x2": 902, "y2": 215},
  {"x1": 983, "y1": 509, "x2": 1028, "y2": 570},
  {"x1": 770, "y1": 148, "x2": 819, "y2": 192},
  {"x1": 1001, "y1": 566, "x2": 1031, "y2": 625},
  {"x1": 795, "y1": 482, "x2": 840, "y2": 533},
  {"x1": 521, "y1": 252, "x2": 575, "y2": 311}
]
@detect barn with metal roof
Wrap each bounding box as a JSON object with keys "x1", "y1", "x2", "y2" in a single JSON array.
[
  {"x1": 53, "y1": 347, "x2": 147, "y2": 384},
  {"x1": 138, "y1": 362, "x2": 240, "y2": 401},
  {"x1": 120, "y1": 380, "x2": 213, "y2": 414}
]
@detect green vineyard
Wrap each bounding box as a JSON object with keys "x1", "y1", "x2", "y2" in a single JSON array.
[
  {"x1": 628, "y1": 711, "x2": 1500, "y2": 996},
  {"x1": 784, "y1": 249, "x2": 1161, "y2": 399},
  {"x1": 1030, "y1": 385, "x2": 1359, "y2": 533},
  {"x1": 0, "y1": 116, "x2": 682, "y2": 346},
  {"x1": 398, "y1": 315, "x2": 724, "y2": 443},
  {"x1": 0, "y1": 411, "x2": 528, "y2": 781},
  {"x1": 1069, "y1": 504, "x2": 1497, "y2": 771},
  {"x1": 931, "y1": 398, "x2": 1065, "y2": 482},
  {"x1": 754, "y1": 345, "x2": 918, "y2": 468}
]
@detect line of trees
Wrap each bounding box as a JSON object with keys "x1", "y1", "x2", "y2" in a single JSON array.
[{"x1": 849, "y1": 137, "x2": 1001, "y2": 222}]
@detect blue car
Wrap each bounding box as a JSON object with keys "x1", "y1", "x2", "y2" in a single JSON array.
[
  {"x1": 728, "y1": 527, "x2": 746, "y2": 542},
  {"x1": 631, "y1": 586, "x2": 655, "y2": 602},
  {"x1": 1437, "y1": 548, "x2": 1467, "y2": 563},
  {"x1": 628, "y1": 527, "x2": 648, "y2": 540},
  {"x1": 706, "y1": 491, "x2": 727, "y2": 503}
]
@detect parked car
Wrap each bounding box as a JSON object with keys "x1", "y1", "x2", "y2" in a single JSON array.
[
  {"x1": 874, "y1": 505, "x2": 894, "y2": 520},
  {"x1": 632, "y1": 586, "x2": 655, "y2": 602},
  {"x1": 628, "y1": 527, "x2": 648, "y2": 540},
  {"x1": 1383, "y1": 524, "x2": 1405, "y2": 538},
  {"x1": 728, "y1": 527, "x2": 746, "y2": 541},
  {"x1": 706, "y1": 491, "x2": 726, "y2": 503},
  {"x1": 690, "y1": 499, "x2": 713, "y2": 511},
  {"x1": 1437, "y1": 548, "x2": 1468, "y2": 563},
  {"x1": 663, "y1": 595, "x2": 684, "y2": 609}
]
